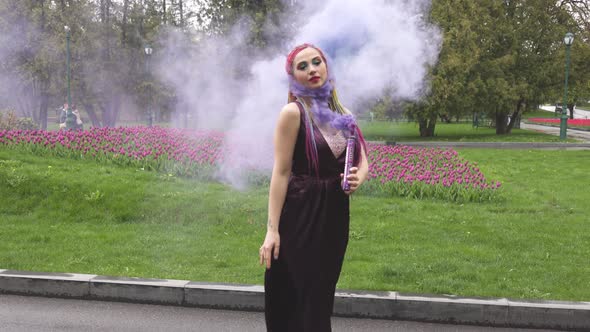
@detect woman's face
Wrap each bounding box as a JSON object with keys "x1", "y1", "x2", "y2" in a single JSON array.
[{"x1": 292, "y1": 47, "x2": 328, "y2": 89}]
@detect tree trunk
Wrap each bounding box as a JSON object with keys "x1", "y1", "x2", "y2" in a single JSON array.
[
  {"x1": 31, "y1": 80, "x2": 40, "y2": 123},
  {"x1": 83, "y1": 103, "x2": 101, "y2": 127},
  {"x1": 106, "y1": 0, "x2": 111, "y2": 55},
  {"x1": 16, "y1": 97, "x2": 27, "y2": 118},
  {"x1": 38, "y1": 78, "x2": 50, "y2": 130},
  {"x1": 495, "y1": 111, "x2": 509, "y2": 134},
  {"x1": 506, "y1": 98, "x2": 524, "y2": 134},
  {"x1": 163, "y1": 0, "x2": 167, "y2": 25},
  {"x1": 112, "y1": 94, "x2": 122, "y2": 126},
  {"x1": 427, "y1": 117, "x2": 436, "y2": 136},
  {"x1": 19, "y1": 81, "x2": 37, "y2": 120},
  {"x1": 101, "y1": 102, "x2": 112, "y2": 127},
  {"x1": 101, "y1": 104, "x2": 111, "y2": 127},
  {"x1": 418, "y1": 116, "x2": 437, "y2": 137},
  {"x1": 122, "y1": 0, "x2": 129, "y2": 42},
  {"x1": 100, "y1": 0, "x2": 106, "y2": 23},
  {"x1": 39, "y1": 94, "x2": 49, "y2": 130},
  {"x1": 38, "y1": 0, "x2": 49, "y2": 130},
  {"x1": 179, "y1": 0, "x2": 184, "y2": 27},
  {"x1": 568, "y1": 103, "x2": 575, "y2": 119},
  {"x1": 101, "y1": 93, "x2": 122, "y2": 127}
]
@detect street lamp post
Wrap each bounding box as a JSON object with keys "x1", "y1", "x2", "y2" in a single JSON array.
[
  {"x1": 65, "y1": 25, "x2": 74, "y2": 130},
  {"x1": 560, "y1": 32, "x2": 574, "y2": 140},
  {"x1": 144, "y1": 45, "x2": 153, "y2": 127}
]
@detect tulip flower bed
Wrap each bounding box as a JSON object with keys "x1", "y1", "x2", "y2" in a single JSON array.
[
  {"x1": 0, "y1": 127, "x2": 500, "y2": 202},
  {"x1": 528, "y1": 118, "x2": 590, "y2": 127},
  {"x1": 364, "y1": 144, "x2": 501, "y2": 202},
  {"x1": 0, "y1": 127, "x2": 224, "y2": 179}
]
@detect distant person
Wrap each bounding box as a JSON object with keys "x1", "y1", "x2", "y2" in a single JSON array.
[
  {"x1": 58, "y1": 103, "x2": 69, "y2": 129},
  {"x1": 260, "y1": 43, "x2": 369, "y2": 331},
  {"x1": 59, "y1": 103, "x2": 69, "y2": 129},
  {"x1": 72, "y1": 105, "x2": 83, "y2": 130},
  {"x1": 59, "y1": 103, "x2": 83, "y2": 130}
]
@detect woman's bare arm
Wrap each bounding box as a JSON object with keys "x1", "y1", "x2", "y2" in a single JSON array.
[
  {"x1": 268, "y1": 103, "x2": 300, "y2": 230},
  {"x1": 356, "y1": 144, "x2": 369, "y2": 184},
  {"x1": 260, "y1": 103, "x2": 300, "y2": 268}
]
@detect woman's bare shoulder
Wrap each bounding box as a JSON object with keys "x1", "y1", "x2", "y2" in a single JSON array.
[
  {"x1": 279, "y1": 102, "x2": 301, "y2": 120},
  {"x1": 275, "y1": 103, "x2": 301, "y2": 138}
]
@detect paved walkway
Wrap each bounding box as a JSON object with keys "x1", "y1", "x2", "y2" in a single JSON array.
[
  {"x1": 520, "y1": 122, "x2": 590, "y2": 143},
  {"x1": 0, "y1": 295, "x2": 561, "y2": 332}
]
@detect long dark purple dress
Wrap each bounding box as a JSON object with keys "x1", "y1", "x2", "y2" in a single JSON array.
[{"x1": 264, "y1": 103, "x2": 350, "y2": 332}]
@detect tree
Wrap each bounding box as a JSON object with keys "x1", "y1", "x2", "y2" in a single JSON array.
[
  {"x1": 406, "y1": 0, "x2": 485, "y2": 136},
  {"x1": 0, "y1": 0, "x2": 76, "y2": 129},
  {"x1": 418, "y1": 0, "x2": 585, "y2": 136},
  {"x1": 564, "y1": 41, "x2": 590, "y2": 117},
  {"x1": 200, "y1": 0, "x2": 289, "y2": 50}
]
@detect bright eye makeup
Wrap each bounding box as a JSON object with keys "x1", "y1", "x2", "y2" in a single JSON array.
[
  {"x1": 297, "y1": 62, "x2": 308, "y2": 71},
  {"x1": 297, "y1": 57, "x2": 322, "y2": 71}
]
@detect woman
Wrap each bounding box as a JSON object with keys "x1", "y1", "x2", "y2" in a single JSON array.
[{"x1": 259, "y1": 43, "x2": 369, "y2": 331}]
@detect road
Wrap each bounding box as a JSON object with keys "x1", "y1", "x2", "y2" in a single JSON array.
[{"x1": 0, "y1": 295, "x2": 561, "y2": 332}]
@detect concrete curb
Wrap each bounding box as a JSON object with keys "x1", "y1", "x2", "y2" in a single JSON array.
[{"x1": 1, "y1": 269, "x2": 589, "y2": 330}]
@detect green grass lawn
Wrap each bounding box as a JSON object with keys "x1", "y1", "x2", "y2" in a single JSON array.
[
  {"x1": 1, "y1": 147, "x2": 589, "y2": 301},
  {"x1": 359, "y1": 121, "x2": 577, "y2": 143}
]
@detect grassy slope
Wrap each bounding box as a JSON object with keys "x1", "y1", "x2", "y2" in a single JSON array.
[{"x1": 1, "y1": 147, "x2": 589, "y2": 301}]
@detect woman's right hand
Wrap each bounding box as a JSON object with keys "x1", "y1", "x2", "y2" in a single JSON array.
[{"x1": 259, "y1": 230, "x2": 280, "y2": 269}]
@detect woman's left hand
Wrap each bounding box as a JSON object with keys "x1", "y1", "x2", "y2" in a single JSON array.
[{"x1": 341, "y1": 167, "x2": 362, "y2": 195}]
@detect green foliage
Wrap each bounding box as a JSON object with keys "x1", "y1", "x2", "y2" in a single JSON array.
[
  {"x1": 0, "y1": 0, "x2": 294, "y2": 129},
  {"x1": 202, "y1": 0, "x2": 289, "y2": 49},
  {"x1": 405, "y1": 0, "x2": 590, "y2": 136},
  {"x1": 567, "y1": 41, "x2": 590, "y2": 107},
  {"x1": 3, "y1": 0, "x2": 588, "y2": 134},
  {"x1": 368, "y1": 88, "x2": 406, "y2": 121},
  {"x1": 84, "y1": 189, "x2": 105, "y2": 202},
  {"x1": 0, "y1": 0, "x2": 179, "y2": 128},
  {"x1": 360, "y1": 180, "x2": 501, "y2": 203},
  {"x1": 0, "y1": 159, "x2": 28, "y2": 189},
  {"x1": 0, "y1": 111, "x2": 38, "y2": 130}
]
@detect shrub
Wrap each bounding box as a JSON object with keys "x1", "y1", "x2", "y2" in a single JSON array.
[{"x1": 0, "y1": 110, "x2": 37, "y2": 130}]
